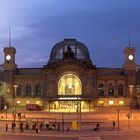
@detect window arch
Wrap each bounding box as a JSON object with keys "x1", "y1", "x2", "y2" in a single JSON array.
[
  {"x1": 108, "y1": 84, "x2": 114, "y2": 96},
  {"x1": 98, "y1": 84, "x2": 104, "y2": 96},
  {"x1": 26, "y1": 84, "x2": 32, "y2": 96},
  {"x1": 35, "y1": 84, "x2": 42, "y2": 96},
  {"x1": 118, "y1": 84, "x2": 124, "y2": 96},
  {"x1": 58, "y1": 74, "x2": 82, "y2": 95},
  {"x1": 17, "y1": 84, "x2": 22, "y2": 96}
]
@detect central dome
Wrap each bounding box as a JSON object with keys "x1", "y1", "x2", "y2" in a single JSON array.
[{"x1": 49, "y1": 39, "x2": 91, "y2": 63}]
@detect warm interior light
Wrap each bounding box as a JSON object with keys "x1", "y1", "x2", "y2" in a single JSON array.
[
  {"x1": 119, "y1": 100, "x2": 124, "y2": 105},
  {"x1": 109, "y1": 100, "x2": 114, "y2": 105}
]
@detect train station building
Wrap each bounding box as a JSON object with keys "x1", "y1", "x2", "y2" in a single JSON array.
[{"x1": 1, "y1": 38, "x2": 140, "y2": 112}]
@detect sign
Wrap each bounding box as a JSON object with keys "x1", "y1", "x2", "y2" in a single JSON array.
[{"x1": 72, "y1": 120, "x2": 77, "y2": 130}]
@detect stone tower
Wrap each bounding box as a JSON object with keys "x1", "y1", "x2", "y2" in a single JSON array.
[
  {"x1": 123, "y1": 47, "x2": 137, "y2": 108},
  {"x1": 3, "y1": 47, "x2": 17, "y2": 104}
]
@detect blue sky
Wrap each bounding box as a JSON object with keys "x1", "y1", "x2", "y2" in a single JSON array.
[{"x1": 0, "y1": 0, "x2": 140, "y2": 68}]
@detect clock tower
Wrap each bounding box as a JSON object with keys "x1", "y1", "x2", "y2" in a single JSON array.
[
  {"x1": 123, "y1": 47, "x2": 137, "y2": 108},
  {"x1": 3, "y1": 47, "x2": 17, "y2": 102},
  {"x1": 123, "y1": 47, "x2": 137, "y2": 70},
  {"x1": 3, "y1": 47, "x2": 17, "y2": 71}
]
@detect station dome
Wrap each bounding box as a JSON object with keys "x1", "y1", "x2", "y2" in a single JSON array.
[{"x1": 49, "y1": 39, "x2": 91, "y2": 63}]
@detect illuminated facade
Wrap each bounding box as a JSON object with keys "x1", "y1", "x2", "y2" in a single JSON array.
[{"x1": 1, "y1": 39, "x2": 140, "y2": 112}]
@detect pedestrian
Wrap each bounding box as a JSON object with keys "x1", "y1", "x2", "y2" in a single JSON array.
[
  {"x1": 40, "y1": 123, "x2": 43, "y2": 130},
  {"x1": 94, "y1": 123, "x2": 100, "y2": 132},
  {"x1": 20, "y1": 122, "x2": 23, "y2": 132},
  {"x1": 35, "y1": 124, "x2": 39, "y2": 133},
  {"x1": 6, "y1": 123, "x2": 8, "y2": 132},
  {"x1": 67, "y1": 126, "x2": 70, "y2": 132},
  {"x1": 96, "y1": 123, "x2": 99, "y2": 131},
  {"x1": 12, "y1": 121, "x2": 15, "y2": 131},
  {"x1": 113, "y1": 121, "x2": 115, "y2": 130},
  {"x1": 25, "y1": 122, "x2": 29, "y2": 130}
]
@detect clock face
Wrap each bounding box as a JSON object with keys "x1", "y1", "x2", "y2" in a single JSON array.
[
  {"x1": 6, "y1": 55, "x2": 11, "y2": 61},
  {"x1": 128, "y1": 55, "x2": 134, "y2": 60}
]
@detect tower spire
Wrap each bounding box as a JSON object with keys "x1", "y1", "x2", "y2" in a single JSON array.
[
  {"x1": 9, "y1": 27, "x2": 11, "y2": 47},
  {"x1": 128, "y1": 25, "x2": 131, "y2": 47}
]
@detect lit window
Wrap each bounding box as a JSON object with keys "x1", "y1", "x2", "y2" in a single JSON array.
[
  {"x1": 26, "y1": 101, "x2": 30, "y2": 104},
  {"x1": 119, "y1": 101, "x2": 124, "y2": 105},
  {"x1": 36, "y1": 101, "x2": 40, "y2": 105},
  {"x1": 109, "y1": 100, "x2": 114, "y2": 105},
  {"x1": 17, "y1": 100, "x2": 21, "y2": 104},
  {"x1": 98, "y1": 100, "x2": 104, "y2": 106}
]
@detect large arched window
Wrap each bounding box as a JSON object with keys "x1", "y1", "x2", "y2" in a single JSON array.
[
  {"x1": 98, "y1": 84, "x2": 104, "y2": 96},
  {"x1": 108, "y1": 84, "x2": 114, "y2": 96},
  {"x1": 17, "y1": 84, "x2": 22, "y2": 96},
  {"x1": 58, "y1": 74, "x2": 82, "y2": 95},
  {"x1": 118, "y1": 84, "x2": 124, "y2": 96},
  {"x1": 26, "y1": 84, "x2": 32, "y2": 96},
  {"x1": 35, "y1": 84, "x2": 42, "y2": 96}
]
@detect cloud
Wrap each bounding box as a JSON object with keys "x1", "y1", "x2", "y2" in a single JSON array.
[{"x1": 0, "y1": 0, "x2": 140, "y2": 67}]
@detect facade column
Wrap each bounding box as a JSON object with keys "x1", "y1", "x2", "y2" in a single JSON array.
[
  {"x1": 32, "y1": 83, "x2": 35, "y2": 97},
  {"x1": 105, "y1": 80, "x2": 108, "y2": 96},
  {"x1": 114, "y1": 80, "x2": 118, "y2": 96}
]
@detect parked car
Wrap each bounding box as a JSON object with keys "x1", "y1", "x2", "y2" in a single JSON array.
[{"x1": 26, "y1": 104, "x2": 41, "y2": 111}]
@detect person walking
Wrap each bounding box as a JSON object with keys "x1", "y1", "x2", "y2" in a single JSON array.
[
  {"x1": 113, "y1": 121, "x2": 115, "y2": 130},
  {"x1": 6, "y1": 123, "x2": 8, "y2": 132}
]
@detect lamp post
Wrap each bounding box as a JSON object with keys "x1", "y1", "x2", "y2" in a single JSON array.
[
  {"x1": 117, "y1": 109, "x2": 120, "y2": 134},
  {"x1": 4, "y1": 105, "x2": 7, "y2": 118},
  {"x1": 77, "y1": 97, "x2": 81, "y2": 130},
  {"x1": 13, "y1": 85, "x2": 18, "y2": 121},
  {"x1": 126, "y1": 109, "x2": 132, "y2": 131}
]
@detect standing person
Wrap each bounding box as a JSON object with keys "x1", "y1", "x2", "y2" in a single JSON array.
[
  {"x1": 12, "y1": 121, "x2": 14, "y2": 131},
  {"x1": 96, "y1": 123, "x2": 100, "y2": 132},
  {"x1": 35, "y1": 124, "x2": 39, "y2": 133},
  {"x1": 20, "y1": 122, "x2": 23, "y2": 132},
  {"x1": 6, "y1": 123, "x2": 8, "y2": 132},
  {"x1": 113, "y1": 121, "x2": 115, "y2": 130}
]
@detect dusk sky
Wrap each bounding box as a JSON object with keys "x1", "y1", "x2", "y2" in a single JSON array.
[{"x1": 0, "y1": 0, "x2": 140, "y2": 68}]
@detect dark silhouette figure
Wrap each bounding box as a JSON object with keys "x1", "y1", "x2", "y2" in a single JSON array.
[
  {"x1": 6, "y1": 123, "x2": 8, "y2": 132},
  {"x1": 64, "y1": 46, "x2": 75, "y2": 59},
  {"x1": 12, "y1": 121, "x2": 16, "y2": 131},
  {"x1": 20, "y1": 122, "x2": 23, "y2": 132},
  {"x1": 94, "y1": 123, "x2": 100, "y2": 132},
  {"x1": 113, "y1": 121, "x2": 115, "y2": 130}
]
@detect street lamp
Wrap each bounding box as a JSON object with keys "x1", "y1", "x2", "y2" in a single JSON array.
[
  {"x1": 126, "y1": 109, "x2": 132, "y2": 131},
  {"x1": 77, "y1": 97, "x2": 81, "y2": 130},
  {"x1": 13, "y1": 84, "x2": 18, "y2": 121},
  {"x1": 4, "y1": 105, "x2": 7, "y2": 118},
  {"x1": 117, "y1": 109, "x2": 120, "y2": 134}
]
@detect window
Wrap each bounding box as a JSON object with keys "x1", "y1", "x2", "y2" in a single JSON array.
[
  {"x1": 58, "y1": 74, "x2": 82, "y2": 95},
  {"x1": 26, "y1": 101, "x2": 30, "y2": 104},
  {"x1": 118, "y1": 84, "x2": 124, "y2": 96},
  {"x1": 109, "y1": 100, "x2": 114, "y2": 105},
  {"x1": 98, "y1": 100, "x2": 104, "y2": 106},
  {"x1": 108, "y1": 84, "x2": 114, "y2": 96},
  {"x1": 98, "y1": 84, "x2": 104, "y2": 96},
  {"x1": 16, "y1": 100, "x2": 21, "y2": 104},
  {"x1": 35, "y1": 84, "x2": 42, "y2": 96},
  {"x1": 119, "y1": 100, "x2": 124, "y2": 105},
  {"x1": 136, "y1": 85, "x2": 140, "y2": 96},
  {"x1": 17, "y1": 84, "x2": 22, "y2": 96},
  {"x1": 26, "y1": 84, "x2": 32, "y2": 96}
]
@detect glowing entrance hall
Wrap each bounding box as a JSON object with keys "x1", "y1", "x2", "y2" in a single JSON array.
[{"x1": 58, "y1": 74, "x2": 82, "y2": 96}]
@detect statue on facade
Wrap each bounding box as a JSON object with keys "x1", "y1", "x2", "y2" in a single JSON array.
[{"x1": 63, "y1": 46, "x2": 75, "y2": 59}]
